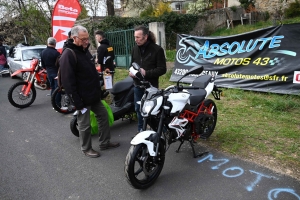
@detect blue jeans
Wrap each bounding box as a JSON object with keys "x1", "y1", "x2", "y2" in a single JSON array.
[
  {"x1": 0, "y1": 64, "x2": 8, "y2": 71},
  {"x1": 134, "y1": 86, "x2": 145, "y2": 131},
  {"x1": 47, "y1": 73, "x2": 58, "y2": 96}
]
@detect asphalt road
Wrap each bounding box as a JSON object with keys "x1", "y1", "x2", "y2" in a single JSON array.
[{"x1": 1, "y1": 76, "x2": 300, "y2": 200}]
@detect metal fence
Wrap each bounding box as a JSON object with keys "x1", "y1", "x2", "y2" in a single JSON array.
[{"x1": 106, "y1": 29, "x2": 135, "y2": 69}]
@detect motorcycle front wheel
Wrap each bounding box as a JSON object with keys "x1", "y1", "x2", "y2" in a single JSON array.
[
  {"x1": 124, "y1": 140, "x2": 165, "y2": 189},
  {"x1": 8, "y1": 81, "x2": 36, "y2": 108},
  {"x1": 51, "y1": 87, "x2": 76, "y2": 114},
  {"x1": 70, "y1": 116, "x2": 79, "y2": 137}
]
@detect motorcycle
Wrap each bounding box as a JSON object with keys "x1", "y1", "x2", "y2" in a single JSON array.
[
  {"x1": 69, "y1": 71, "x2": 136, "y2": 137},
  {"x1": 8, "y1": 58, "x2": 50, "y2": 108},
  {"x1": 51, "y1": 86, "x2": 76, "y2": 114},
  {"x1": 124, "y1": 63, "x2": 222, "y2": 189}
]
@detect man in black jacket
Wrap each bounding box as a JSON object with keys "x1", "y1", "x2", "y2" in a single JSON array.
[
  {"x1": 41, "y1": 37, "x2": 60, "y2": 96},
  {"x1": 59, "y1": 25, "x2": 119, "y2": 158},
  {"x1": 129, "y1": 25, "x2": 167, "y2": 132}
]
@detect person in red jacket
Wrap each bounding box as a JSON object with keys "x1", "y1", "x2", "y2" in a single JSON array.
[{"x1": 0, "y1": 38, "x2": 8, "y2": 75}]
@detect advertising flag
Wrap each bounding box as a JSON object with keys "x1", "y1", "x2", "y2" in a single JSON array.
[{"x1": 52, "y1": 0, "x2": 81, "y2": 52}]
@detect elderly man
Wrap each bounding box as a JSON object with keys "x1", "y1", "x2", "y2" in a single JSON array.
[
  {"x1": 41, "y1": 37, "x2": 60, "y2": 95},
  {"x1": 59, "y1": 25, "x2": 119, "y2": 158}
]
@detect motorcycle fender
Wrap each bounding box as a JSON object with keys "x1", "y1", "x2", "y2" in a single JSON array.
[
  {"x1": 73, "y1": 110, "x2": 79, "y2": 116},
  {"x1": 131, "y1": 130, "x2": 156, "y2": 156},
  {"x1": 205, "y1": 82, "x2": 214, "y2": 98},
  {"x1": 11, "y1": 69, "x2": 29, "y2": 77}
]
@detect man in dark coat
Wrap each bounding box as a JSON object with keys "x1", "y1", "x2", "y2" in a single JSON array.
[
  {"x1": 41, "y1": 37, "x2": 60, "y2": 95},
  {"x1": 129, "y1": 25, "x2": 167, "y2": 132},
  {"x1": 59, "y1": 25, "x2": 119, "y2": 158}
]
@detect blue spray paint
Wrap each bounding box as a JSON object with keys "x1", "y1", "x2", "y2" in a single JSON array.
[
  {"x1": 197, "y1": 154, "x2": 229, "y2": 170},
  {"x1": 222, "y1": 167, "x2": 244, "y2": 178},
  {"x1": 268, "y1": 188, "x2": 300, "y2": 200},
  {"x1": 246, "y1": 170, "x2": 279, "y2": 192}
]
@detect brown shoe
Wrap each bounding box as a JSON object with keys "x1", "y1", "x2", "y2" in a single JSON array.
[
  {"x1": 82, "y1": 149, "x2": 100, "y2": 158},
  {"x1": 100, "y1": 142, "x2": 120, "y2": 150}
]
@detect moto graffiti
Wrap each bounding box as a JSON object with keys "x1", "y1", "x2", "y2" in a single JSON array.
[{"x1": 198, "y1": 154, "x2": 300, "y2": 200}]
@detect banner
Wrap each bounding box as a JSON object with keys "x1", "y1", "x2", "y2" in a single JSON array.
[
  {"x1": 170, "y1": 23, "x2": 300, "y2": 95},
  {"x1": 52, "y1": 0, "x2": 81, "y2": 53}
]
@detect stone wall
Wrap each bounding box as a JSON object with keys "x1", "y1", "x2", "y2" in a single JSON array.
[{"x1": 255, "y1": 0, "x2": 295, "y2": 14}]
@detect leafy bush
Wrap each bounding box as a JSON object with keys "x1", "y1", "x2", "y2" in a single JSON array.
[{"x1": 284, "y1": 0, "x2": 300, "y2": 18}]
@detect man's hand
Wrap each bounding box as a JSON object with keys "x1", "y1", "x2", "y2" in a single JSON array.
[{"x1": 140, "y1": 68, "x2": 146, "y2": 76}]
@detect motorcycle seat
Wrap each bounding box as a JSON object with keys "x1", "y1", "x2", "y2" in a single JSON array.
[
  {"x1": 187, "y1": 89, "x2": 207, "y2": 106},
  {"x1": 111, "y1": 76, "x2": 134, "y2": 95},
  {"x1": 191, "y1": 75, "x2": 212, "y2": 89}
]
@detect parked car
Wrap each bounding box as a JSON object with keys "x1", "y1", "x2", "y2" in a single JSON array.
[{"x1": 7, "y1": 45, "x2": 46, "y2": 79}]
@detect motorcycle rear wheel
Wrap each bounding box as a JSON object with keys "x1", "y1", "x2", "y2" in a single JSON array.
[
  {"x1": 51, "y1": 87, "x2": 76, "y2": 114},
  {"x1": 7, "y1": 81, "x2": 36, "y2": 108},
  {"x1": 124, "y1": 140, "x2": 165, "y2": 189},
  {"x1": 70, "y1": 116, "x2": 79, "y2": 137},
  {"x1": 200, "y1": 99, "x2": 217, "y2": 139}
]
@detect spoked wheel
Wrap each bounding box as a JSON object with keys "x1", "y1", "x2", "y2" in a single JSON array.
[
  {"x1": 7, "y1": 81, "x2": 36, "y2": 108},
  {"x1": 125, "y1": 140, "x2": 165, "y2": 189},
  {"x1": 51, "y1": 87, "x2": 76, "y2": 114},
  {"x1": 70, "y1": 116, "x2": 79, "y2": 137},
  {"x1": 199, "y1": 99, "x2": 217, "y2": 139}
]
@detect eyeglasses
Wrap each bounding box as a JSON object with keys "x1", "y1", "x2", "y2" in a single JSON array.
[{"x1": 76, "y1": 37, "x2": 89, "y2": 42}]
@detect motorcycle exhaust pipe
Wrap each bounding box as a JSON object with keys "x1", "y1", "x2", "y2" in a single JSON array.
[{"x1": 34, "y1": 82, "x2": 47, "y2": 90}]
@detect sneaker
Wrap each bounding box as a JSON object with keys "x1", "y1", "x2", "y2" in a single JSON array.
[
  {"x1": 100, "y1": 142, "x2": 120, "y2": 150},
  {"x1": 0, "y1": 70, "x2": 9, "y2": 75}
]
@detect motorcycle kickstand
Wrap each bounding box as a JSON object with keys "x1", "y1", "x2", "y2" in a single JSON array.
[
  {"x1": 189, "y1": 139, "x2": 209, "y2": 158},
  {"x1": 175, "y1": 140, "x2": 184, "y2": 153}
]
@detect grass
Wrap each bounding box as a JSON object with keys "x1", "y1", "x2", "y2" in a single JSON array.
[{"x1": 114, "y1": 17, "x2": 300, "y2": 180}]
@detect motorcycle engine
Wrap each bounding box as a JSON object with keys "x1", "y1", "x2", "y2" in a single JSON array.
[{"x1": 194, "y1": 113, "x2": 213, "y2": 139}]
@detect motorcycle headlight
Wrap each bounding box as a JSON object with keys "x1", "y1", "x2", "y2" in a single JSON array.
[{"x1": 142, "y1": 100, "x2": 155, "y2": 114}]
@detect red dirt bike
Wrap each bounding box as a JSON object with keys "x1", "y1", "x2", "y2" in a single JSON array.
[{"x1": 8, "y1": 58, "x2": 50, "y2": 108}]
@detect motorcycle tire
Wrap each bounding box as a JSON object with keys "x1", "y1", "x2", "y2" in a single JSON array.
[
  {"x1": 70, "y1": 116, "x2": 79, "y2": 137},
  {"x1": 124, "y1": 139, "x2": 165, "y2": 189},
  {"x1": 51, "y1": 87, "x2": 76, "y2": 114},
  {"x1": 200, "y1": 99, "x2": 218, "y2": 139},
  {"x1": 7, "y1": 81, "x2": 36, "y2": 108}
]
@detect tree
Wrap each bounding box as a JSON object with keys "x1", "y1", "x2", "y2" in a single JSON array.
[
  {"x1": 187, "y1": 0, "x2": 211, "y2": 14},
  {"x1": 107, "y1": 0, "x2": 115, "y2": 16},
  {"x1": 239, "y1": 0, "x2": 255, "y2": 12},
  {"x1": 153, "y1": 1, "x2": 171, "y2": 17}
]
